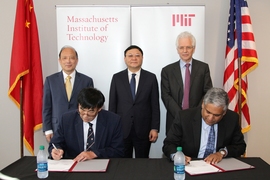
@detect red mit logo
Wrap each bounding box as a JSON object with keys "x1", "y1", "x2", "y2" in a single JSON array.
[{"x1": 172, "y1": 14, "x2": 195, "y2": 26}]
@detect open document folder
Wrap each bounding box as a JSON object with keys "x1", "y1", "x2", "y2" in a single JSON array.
[
  {"x1": 185, "y1": 158, "x2": 255, "y2": 176},
  {"x1": 47, "y1": 159, "x2": 110, "y2": 172}
]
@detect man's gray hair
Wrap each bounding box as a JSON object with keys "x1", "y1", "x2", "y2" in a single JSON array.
[
  {"x1": 203, "y1": 87, "x2": 229, "y2": 111},
  {"x1": 175, "y1": 31, "x2": 196, "y2": 48},
  {"x1": 58, "y1": 45, "x2": 78, "y2": 59}
]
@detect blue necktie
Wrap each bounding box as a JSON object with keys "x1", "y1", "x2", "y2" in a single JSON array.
[
  {"x1": 86, "y1": 122, "x2": 95, "y2": 151},
  {"x1": 203, "y1": 125, "x2": 215, "y2": 158},
  {"x1": 130, "y1": 73, "x2": 136, "y2": 100}
]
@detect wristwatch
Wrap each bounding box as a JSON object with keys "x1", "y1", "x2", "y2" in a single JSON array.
[{"x1": 219, "y1": 149, "x2": 226, "y2": 157}]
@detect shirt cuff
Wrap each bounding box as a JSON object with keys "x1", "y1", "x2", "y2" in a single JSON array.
[
  {"x1": 45, "y1": 130, "x2": 53, "y2": 135},
  {"x1": 170, "y1": 153, "x2": 176, "y2": 161},
  {"x1": 219, "y1": 147, "x2": 228, "y2": 157}
]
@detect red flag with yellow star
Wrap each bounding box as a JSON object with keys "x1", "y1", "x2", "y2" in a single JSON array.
[{"x1": 8, "y1": 0, "x2": 43, "y2": 155}]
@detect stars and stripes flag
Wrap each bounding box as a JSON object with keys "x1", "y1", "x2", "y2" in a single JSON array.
[
  {"x1": 223, "y1": 0, "x2": 258, "y2": 133},
  {"x1": 8, "y1": 0, "x2": 43, "y2": 155}
]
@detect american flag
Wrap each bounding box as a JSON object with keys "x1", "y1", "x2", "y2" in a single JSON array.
[{"x1": 223, "y1": 0, "x2": 258, "y2": 133}]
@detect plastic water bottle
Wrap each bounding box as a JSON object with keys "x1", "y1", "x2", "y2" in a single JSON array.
[
  {"x1": 37, "y1": 145, "x2": 49, "y2": 179},
  {"x1": 174, "y1": 146, "x2": 185, "y2": 180}
]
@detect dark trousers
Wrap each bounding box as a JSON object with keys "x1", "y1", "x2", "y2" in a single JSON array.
[{"x1": 124, "y1": 125, "x2": 151, "y2": 158}]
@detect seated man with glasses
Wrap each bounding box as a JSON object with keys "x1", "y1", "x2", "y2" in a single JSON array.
[
  {"x1": 49, "y1": 87, "x2": 124, "y2": 161},
  {"x1": 163, "y1": 87, "x2": 246, "y2": 164}
]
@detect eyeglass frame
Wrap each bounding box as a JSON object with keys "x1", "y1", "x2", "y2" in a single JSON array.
[{"x1": 177, "y1": 46, "x2": 194, "y2": 51}]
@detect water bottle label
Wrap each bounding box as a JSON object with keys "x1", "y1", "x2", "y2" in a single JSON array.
[
  {"x1": 37, "y1": 163, "x2": 48, "y2": 172},
  {"x1": 174, "y1": 165, "x2": 185, "y2": 174}
]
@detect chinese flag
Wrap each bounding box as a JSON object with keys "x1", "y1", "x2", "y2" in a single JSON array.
[{"x1": 8, "y1": 0, "x2": 43, "y2": 155}]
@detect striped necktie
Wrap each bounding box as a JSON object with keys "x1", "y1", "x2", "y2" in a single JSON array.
[{"x1": 86, "y1": 122, "x2": 95, "y2": 151}]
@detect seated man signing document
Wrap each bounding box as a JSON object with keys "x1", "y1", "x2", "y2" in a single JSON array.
[
  {"x1": 163, "y1": 87, "x2": 246, "y2": 164},
  {"x1": 49, "y1": 88, "x2": 124, "y2": 162}
]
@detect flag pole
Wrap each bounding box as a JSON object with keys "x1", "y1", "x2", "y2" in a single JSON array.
[
  {"x1": 20, "y1": 77, "x2": 24, "y2": 157},
  {"x1": 237, "y1": 57, "x2": 242, "y2": 127}
]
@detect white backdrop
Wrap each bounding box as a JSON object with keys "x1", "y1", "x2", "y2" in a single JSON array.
[
  {"x1": 131, "y1": 6, "x2": 205, "y2": 157},
  {"x1": 56, "y1": 5, "x2": 205, "y2": 158},
  {"x1": 56, "y1": 5, "x2": 131, "y2": 109}
]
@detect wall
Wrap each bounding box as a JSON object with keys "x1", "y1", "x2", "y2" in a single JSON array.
[{"x1": 1, "y1": 0, "x2": 269, "y2": 169}]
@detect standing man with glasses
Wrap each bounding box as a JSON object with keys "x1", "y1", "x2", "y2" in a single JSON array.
[
  {"x1": 161, "y1": 31, "x2": 213, "y2": 134},
  {"x1": 109, "y1": 45, "x2": 160, "y2": 158},
  {"x1": 42, "y1": 45, "x2": 94, "y2": 142},
  {"x1": 49, "y1": 87, "x2": 124, "y2": 161}
]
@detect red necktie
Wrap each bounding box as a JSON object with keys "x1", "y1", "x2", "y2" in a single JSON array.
[{"x1": 182, "y1": 63, "x2": 190, "y2": 109}]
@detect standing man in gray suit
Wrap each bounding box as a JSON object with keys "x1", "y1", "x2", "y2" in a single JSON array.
[
  {"x1": 109, "y1": 45, "x2": 160, "y2": 158},
  {"x1": 161, "y1": 31, "x2": 212, "y2": 134},
  {"x1": 42, "y1": 45, "x2": 94, "y2": 142}
]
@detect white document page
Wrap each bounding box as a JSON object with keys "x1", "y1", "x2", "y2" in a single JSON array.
[
  {"x1": 72, "y1": 159, "x2": 109, "y2": 172},
  {"x1": 48, "y1": 159, "x2": 75, "y2": 171},
  {"x1": 216, "y1": 158, "x2": 255, "y2": 171},
  {"x1": 185, "y1": 160, "x2": 222, "y2": 175}
]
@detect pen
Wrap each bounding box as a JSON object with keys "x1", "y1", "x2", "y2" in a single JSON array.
[{"x1": 52, "y1": 143, "x2": 58, "y2": 150}]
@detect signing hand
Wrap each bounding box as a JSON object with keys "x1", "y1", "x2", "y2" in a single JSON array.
[{"x1": 51, "y1": 148, "x2": 64, "y2": 160}]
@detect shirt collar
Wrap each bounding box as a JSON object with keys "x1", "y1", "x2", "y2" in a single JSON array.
[
  {"x1": 128, "y1": 68, "x2": 141, "y2": 76},
  {"x1": 62, "y1": 70, "x2": 76, "y2": 80},
  {"x1": 179, "y1": 59, "x2": 193, "y2": 68}
]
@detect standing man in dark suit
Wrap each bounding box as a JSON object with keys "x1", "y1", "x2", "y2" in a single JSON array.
[
  {"x1": 163, "y1": 87, "x2": 246, "y2": 164},
  {"x1": 43, "y1": 45, "x2": 94, "y2": 142},
  {"x1": 161, "y1": 31, "x2": 213, "y2": 134},
  {"x1": 109, "y1": 45, "x2": 160, "y2": 158},
  {"x1": 49, "y1": 88, "x2": 124, "y2": 161}
]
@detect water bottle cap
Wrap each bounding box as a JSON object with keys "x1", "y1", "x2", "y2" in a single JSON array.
[
  {"x1": 39, "y1": 145, "x2": 45, "y2": 150},
  {"x1": 177, "y1": 147, "x2": 182, "y2": 151}
]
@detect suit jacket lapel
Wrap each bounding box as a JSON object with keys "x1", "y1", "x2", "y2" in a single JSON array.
[
  {"x1": 172, "y1": 61, "x2": 183, "y2": 88},
  {"x1": 192, "y1": 109, "x2": 202, "y2": 152},
  {"x1": 217, "y1": 117, "x2": 226, "y2": 150},
  {"x1": 71, "y1": 71, "x2": 81, "y2": 101},
  {"x1": 58, "y1": 71, "x2": 68, "y2": 101},
  {"x1": 94, "y1": 111, "x2": 106, "y2": 149},
  {"x1": 190, "y1": 59, "x2": 199, "y2": 87},
  {"x1": 74, "y1": 114, "x2": 84, "y2": 151},
  {"x1": 122, "y1": 69, "x2": 134, "y2": 102},
  {"x1": 136, "y1": 69, "x2": 146, "y2": 100}
]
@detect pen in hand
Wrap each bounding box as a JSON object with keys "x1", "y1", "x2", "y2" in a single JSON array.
[
  {"x1": 52, "y1": 143, "x2": 63, "y2": 159},
  {"x1": 52, "y1": 143, "x2": 58, "y2": 151}
]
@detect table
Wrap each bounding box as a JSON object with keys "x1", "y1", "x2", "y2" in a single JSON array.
[{"x1": 1, "y1": 156, "x2": 270, "y2": 180}]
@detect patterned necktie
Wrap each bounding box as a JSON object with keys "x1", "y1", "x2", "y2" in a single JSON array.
[
  {"x1": 130, "y1": 73, "x2": 136, "y2": 100},
  {"x1": 86, "y1": 122, "x2": 95, "y2": 151},
  {"x1": 65, "y1": 75, "x2": 72, "y2": 101},
  {"x1": 204, "y1": 125, "x2": 215, "y2": 158},
  {"x1": 182, "y1": 63, "x2": 190, "y2": 109}
]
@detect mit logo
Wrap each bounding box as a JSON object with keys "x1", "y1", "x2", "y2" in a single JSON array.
[{"x1": 172, "y1": 14, "x2": 195, "y2": 26}]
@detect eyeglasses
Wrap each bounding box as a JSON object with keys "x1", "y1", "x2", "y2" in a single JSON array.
[
  {"x1": 78, "y1": 106, "x2": 95, "y2": 116},
  {"x1": 178, "y1": 46, "x2": 194, "y2": 51}
]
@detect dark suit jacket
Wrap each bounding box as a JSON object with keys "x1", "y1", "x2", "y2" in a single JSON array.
[
  {"x1": 42, "y1": 71, "x2": 93, "y2": 132},
  {"x1": 161, "y1": 59, "x2": 212, "y2": 134},
  {"x1": 162, "y1": 107, "x2": 246, "y2": 159},
  {"x1": 49, "y1": 109, "x2": 124, "y2": 159},
  {"x1": 109, "y1": 69, "x2": 160, "y2": 139}
]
